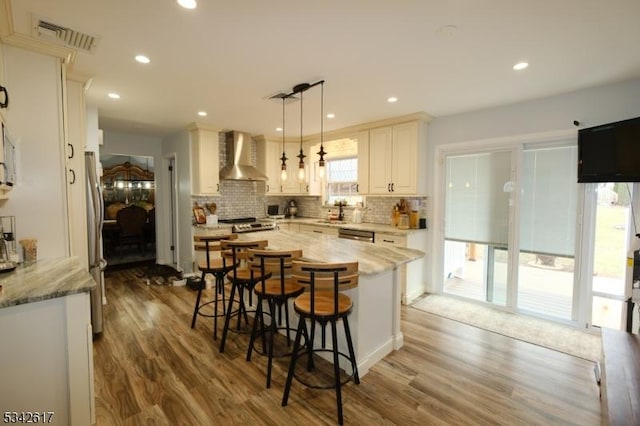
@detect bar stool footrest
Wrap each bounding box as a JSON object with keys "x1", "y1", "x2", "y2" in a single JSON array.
[{"x1": 291, "y1": 348, "x2": 358, "y2": 390}]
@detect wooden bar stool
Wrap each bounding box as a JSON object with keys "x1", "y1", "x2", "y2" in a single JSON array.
[
  {"x1": 190, "y1": 233, "x2": 238, "y2": 340},
  {"x1": 282, "y1": 261, "x2": 360, "y2": 425},
  {"x1": 218, "y1": 239, "x2": 271, "y2": 353},
  {"x1": 246, "y1": 248, "x2": 305, "y2": 388}
]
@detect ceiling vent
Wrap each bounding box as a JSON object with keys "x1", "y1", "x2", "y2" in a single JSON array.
[
  {"x1": 264, "y1": 91, "x2": 300, "y2": 104},
  {"x1": 32, "y1": 16, "x2": 100, "y2": 53}
]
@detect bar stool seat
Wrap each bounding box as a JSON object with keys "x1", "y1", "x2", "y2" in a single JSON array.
[
  {"x1": 245, "y1": 248, "x2": 305, "y2": 388},
  {"x1": 190, "y1": 233, "x2": 238, "y2": 340},
  {"x1": 282, "y1": 260, "x2": 360, "y2": 426}
]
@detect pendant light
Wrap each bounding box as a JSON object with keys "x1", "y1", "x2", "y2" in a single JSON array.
[
  {"x1": 274, "y1": 80, "x2": 327, "y2": 184},
  {"x1": 280, "y1": 96, "x2": 288, "y2": 181},
  {"x1": 317, "y1": 81, "x2": 326, "y2": 179},
  {"x1": 296, "y1": 85, "x2": 307, "y2": 183}
]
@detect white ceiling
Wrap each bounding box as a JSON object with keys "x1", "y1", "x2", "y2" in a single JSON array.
[{"x1": 8, "y1": 0, "x2": 640, "y2": 139}]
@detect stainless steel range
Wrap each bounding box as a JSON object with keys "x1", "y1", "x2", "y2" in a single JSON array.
[{"x1": 219, "y1": 217, "x2": 277, "y2": 233}]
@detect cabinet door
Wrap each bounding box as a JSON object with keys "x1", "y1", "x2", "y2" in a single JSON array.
[
  {"x1": 355, "y1": 130, "x2": 369, "y2": 194},
  {"x1": 369, "y1": 126, "x2": 393, "y2": 194},
  {"x1": 265, "y1": 140, "x2": 283, "y2": 194},
  {"x1": 65, "y1": 77, "x2": 89, "y2": 266},
  {"x1": 191, "y1": 127, "x2": 220, "y2": 195},
  {"x1": 299, "y1": 224, "x2": 338, "y2": 236},
  {"x1": 256, "y1": 138, "x2": 283, "y2": 194},
  {"x1": 391, "y1": 121, "x2": 418, "y2": 194},
  {"x1": 0, "y1": 40, "x2": 6, "y2": 124},
  {"x1": 306, "y1": 142, "x2": 323, "y2": 196},
  {"x1": 282, "y1": 142, "x2": 308, "y2": 194}
]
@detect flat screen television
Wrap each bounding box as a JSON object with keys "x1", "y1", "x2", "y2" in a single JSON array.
[{"x1": 578, "y1": 116, "x2": 640, "y2": 182}]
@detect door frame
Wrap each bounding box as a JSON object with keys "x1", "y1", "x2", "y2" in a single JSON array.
[{"x1": 432, "y1": 128, "x2": 585, "y2": 322}]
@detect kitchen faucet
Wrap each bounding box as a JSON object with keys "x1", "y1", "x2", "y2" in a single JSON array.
[{"x1": 338, "y1": 201, "x2": 345, "y2": 221}]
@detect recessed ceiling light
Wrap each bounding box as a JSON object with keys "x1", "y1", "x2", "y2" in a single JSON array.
[
  {"x1": 326, "y1": 113, "x2": 335, "y2": 119},
  {"x1": 197, "y1": 111, "x2": 207, "y2": 117},
  {"x1": 177, "y1": 0, "x2": 197, "y2": 9},
  {"x1": 513, "y1": 62, "x2": 529, "y2": 71},
  {"x1": 107, "y1": 93, "x2": 120, "y2": 99},
  {"x1": 387, "y1": 97, "x2": 398, "y2": 103},
  {"x1": 135, "y1": 55, "x2": 150, "y2": 64},
  {"x1": 276, "y1": 127, "x2": 283, "y2": 132}
]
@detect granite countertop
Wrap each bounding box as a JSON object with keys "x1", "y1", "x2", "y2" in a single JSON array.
[
  {"x1": 0, "y1": 257, "x2": 96, "y2": 309},
  {"x1": 236, "y1": 229, "x2": 424, "y2": 276},
  {"x1": 279, "y1": 217, "x2": 427, "y2": 236}
]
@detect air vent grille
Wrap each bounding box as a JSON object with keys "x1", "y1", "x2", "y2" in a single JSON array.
[
  {"x1": 264, "y1": 91, "x2": 300, "y2": 104},
  {"x1": 33, "y1": 16, "x2": 100, "y2": 53}
]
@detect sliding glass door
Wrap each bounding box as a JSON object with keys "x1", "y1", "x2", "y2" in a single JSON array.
[
  {"x1": 442, "y1": 141, "x2": 580, "y2": 321},
  {"x1": 517, "y1": 145, "x2": 578, "y2": 320},
  {"x1": 443, "y1": 151, "x2": 512, "y2": 306}
]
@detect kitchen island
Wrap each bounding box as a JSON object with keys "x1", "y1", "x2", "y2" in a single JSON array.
[
  {"x1": 0, "y1": 257, "x2": 96, "y2": 425},
  {"x1": 236, "y1": 229, "x2": 425, "y2": 376}
]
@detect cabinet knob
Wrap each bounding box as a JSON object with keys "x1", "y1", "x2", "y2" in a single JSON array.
[
  {"x1": 67, "y1": 143, "x2": 74, "y2": 159},
  {"x1": 69, "y1": 168, "x2": 76, "y2": 185}
]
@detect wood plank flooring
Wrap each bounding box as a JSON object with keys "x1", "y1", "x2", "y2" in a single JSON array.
[{"x1": 94, "y1": 266, "x2": 602, "y2": 425}]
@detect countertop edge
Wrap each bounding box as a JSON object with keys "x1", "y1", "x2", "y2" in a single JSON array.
[{"x1": 0, "y1": 257, "x2": 96, "y2": 310}]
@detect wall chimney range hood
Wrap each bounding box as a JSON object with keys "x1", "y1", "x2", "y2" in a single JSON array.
[{"x1": 219, "y1": 131, "x2": 268, "y2": 181}]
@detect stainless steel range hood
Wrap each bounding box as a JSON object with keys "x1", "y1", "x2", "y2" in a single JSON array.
[{"x1": 219, "y1": 131, "x2": 268, "y2": 181}]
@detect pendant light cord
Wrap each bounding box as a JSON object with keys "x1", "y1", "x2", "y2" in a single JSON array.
[
  {"x1": 299, "y1": 90, "x2": 303, "y2": 157},
  {"x1": 320, "y1": 82, "x2": 324, "y2": 147}
]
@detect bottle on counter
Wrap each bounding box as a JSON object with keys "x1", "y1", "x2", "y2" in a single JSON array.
[{"x1": 352, "y1": 203, "x2": 363, "y2": 224}]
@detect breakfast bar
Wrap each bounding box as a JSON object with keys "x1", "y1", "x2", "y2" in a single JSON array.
[{"x1": 236, "y1": 229, "x2": 425, "y2": 376}]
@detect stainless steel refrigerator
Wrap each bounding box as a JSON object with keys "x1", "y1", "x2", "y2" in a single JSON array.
[{"x1": 85, "y1": 151, "x2": 106, "y2": 334}]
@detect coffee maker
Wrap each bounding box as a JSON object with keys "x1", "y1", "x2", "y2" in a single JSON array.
[{"x1": 285, "y1": 199, "x2": 298, "y2": 218}]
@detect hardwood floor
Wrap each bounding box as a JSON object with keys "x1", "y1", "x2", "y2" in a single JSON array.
[{"x1": 94, "y1": 266, "x2": 602, "y2": 425}]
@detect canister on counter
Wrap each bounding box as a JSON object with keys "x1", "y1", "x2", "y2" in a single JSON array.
[{"x1": 410, "y1": 210, "x2": 419, "y2": 229}]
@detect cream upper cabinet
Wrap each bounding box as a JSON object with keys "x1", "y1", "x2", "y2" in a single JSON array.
[
  {"x1": 0, "y1": 40, "x2": 6, "y2": 124},
  {"x1": 282, "y1": 142, "x2": 314, "y2": 195},
  {"x1": 369, "y1": 120, "x2": 427, "y2": 195},
  {"x1": 190, "y1": 124, "x2": 220, "y2": 195},
  {"x1": 369, "y1": 126, "x2": 394, "y2": 193},
  {"x1": 256, "y1": 137, "x2": 283, "y2": 195},
  {"x1": 355, "y1": 130, "x2": 370, "y2": 194}
]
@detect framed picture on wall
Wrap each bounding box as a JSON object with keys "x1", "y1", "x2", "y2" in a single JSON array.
[{"x1": 193, "y1": 207, "x2": 206, "y2": 224}]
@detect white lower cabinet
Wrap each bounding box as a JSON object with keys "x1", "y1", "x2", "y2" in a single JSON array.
[
  {"x1": 299, "y1": 224, "x2": 339, "y2": 236},
  {"x1": 375, "y1": 231, "x2": 427, "y2": 304},
  {"x1": 279, "y1": 222, "x2": 300, "y2": 232},
  {"x1": 0, "y1": 292, "x2": 95, "y2": 425}
]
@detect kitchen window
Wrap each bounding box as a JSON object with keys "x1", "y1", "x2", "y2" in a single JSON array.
[{"x1": 326, "y1": 157, "x2": 363, "y2": 205}]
